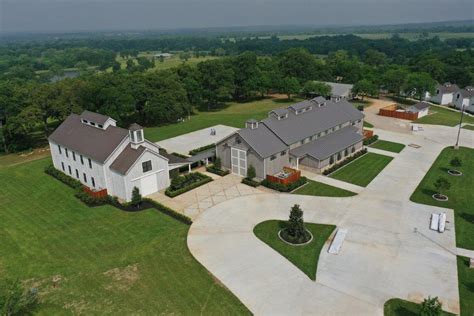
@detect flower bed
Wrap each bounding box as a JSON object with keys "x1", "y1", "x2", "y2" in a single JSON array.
[
  {"x1": 241, "y1": 178, "x2": 260, "y2": 187},
  {"x1": 323, "y1": 149, "x2": 368, "y2": 175},
  {"x1": 432, "y1": 193, "x2": 449, "y2": 201},
  {"x1": 165, "y1": 172, "x2": 212, "y2": 197},
  {"x1": 448, "y1": 169, "x2": 463, "y2": 176},
  {"x1": 261, "y1": 176, "x2": 307, "y2": 192},
  {"x1": 278, "y1": 228, "x2": 313, "y2": 245},
  {"x1": 206, "y1": 166, "x2": 229, "y2": 176}
]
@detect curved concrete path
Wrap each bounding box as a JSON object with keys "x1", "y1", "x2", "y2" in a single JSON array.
[{"x1": 188, "y1": 125, "x2": 473, "y2": 315}]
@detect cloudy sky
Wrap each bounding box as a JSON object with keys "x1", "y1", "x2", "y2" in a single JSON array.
[{"x1": 1, "y1": 0, "x2": 473, "y2": 33}]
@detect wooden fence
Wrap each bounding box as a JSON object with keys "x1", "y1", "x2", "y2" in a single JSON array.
[
  {"x1": 83, "y1": 187, "x2": 108, "y2": 198},
  {"x1": 266, "y1": 167, "x2": 301, "y2": 186},
  {"x1": 378, "y1": 104, "x2": 418, "y2": 121}
]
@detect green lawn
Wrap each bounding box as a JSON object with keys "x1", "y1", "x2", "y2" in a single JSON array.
[
  {"x1": 329, "y1": 153, "x2": 394, "y2": 187},
  {"x1": 253, "y1": 220, "x2": 336, "y2": 280},
  {"x1": 414, "y1": 106, "x2": 474, "y2": 127},
  {"x1": 0, "y1": 158, "x2": 249, "y2": 315},
  {"x1": 369, "y1": 140, "x2": 405, "y2": 153},
  {"x1": 458, "y1": 256, "x2": 474, "y2": 316},
  {"x1": 145, "y1": 97, "x2": 300, "y2": 142},
  {"x1": 116, "y1": 53, "x2": 218, "y2": 72},
  {"x1": 410, "y1": 147, "x2": 474, "y2": 250},
  {"x1": 292, "y1": 179, "x2": 356, "y2": 197},
  {"x1": 462, "y1": 124, "x2": 474, "y2": 131},
  {"x1": 384, "y1": 298, "x2": 454, "y2": 316}
]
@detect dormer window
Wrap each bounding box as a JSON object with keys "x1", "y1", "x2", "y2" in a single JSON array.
[
  {"x1": 82, "y1": 119, "x2": 88, "y2": 124},
  {"x1": 98, "y1": 124, "x2": 103, "y2": 128},
  {"x1": 90, "y1": 122, "x2": 96, "y2": 126}
]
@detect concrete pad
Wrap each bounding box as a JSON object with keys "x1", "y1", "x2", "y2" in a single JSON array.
[{"x1": 156, "y1": 125, "x2": 238, "y2": 155}]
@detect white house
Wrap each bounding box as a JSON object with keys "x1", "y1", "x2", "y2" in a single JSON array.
[
  {"x1": 430, "y1": 82, "x2": 460, "y2": 105},
  {"x1": 453, "y1": 86, "x2": 474, "y2": 112},
  {"x1": 407, "y1": 101, "x2": 430, "y2": 118},
  {"x1": 48, "y1": 111, "x2": 189, "y2": 201}
]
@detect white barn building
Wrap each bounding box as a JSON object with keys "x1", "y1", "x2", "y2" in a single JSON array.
[
  {"x1": 453, "y1": 86, "x2": 474, "y2": 112},
  {"x1": 430, "y1": 82, "x2": 460, "y2": 105},
  {"x1": 48, "y1": 111, "x2": 189, "y2": 201}
]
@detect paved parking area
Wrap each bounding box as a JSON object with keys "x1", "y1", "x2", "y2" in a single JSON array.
[
  {"x1": 364, "y1": 98, "x2": 413, "y2": 134},
  {"x1": 188, "y1": 124, "x2": 474, "y2": 315},
  {"x1": 155, "y1": 125, "x2": 238, "y2": 155}
]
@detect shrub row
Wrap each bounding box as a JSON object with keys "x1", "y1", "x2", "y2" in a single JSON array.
[
  {"x1": 261, "y1": 176, "x2": 307, "y2": 192},
  {"x1": 206, "y1": 166, "x2": 229, "y2": 176},
  {"x1": 171, "y1": 152, "x2": 189, "y2": 159},
  {"x1": 165, "y1": 172, "x2": 213, "y2": 197},
  {"x1": 363, "y1": 135, "x2": 379, "y2": 146},
  {"x1": 45, "y1": 165, "x2": 192, "y2": 224},
  {"x1": 323, "y1": 148, "x2": 368, "y2": 175},
  {"x1": 241, "y1": 178, "x2": 260, "y2": 187},
  {"x1": 189, "y1": 143, "x2": 215, "y2": 156}
]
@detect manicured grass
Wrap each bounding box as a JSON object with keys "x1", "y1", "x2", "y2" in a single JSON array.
[
  {"x1": 369, "y1": 140, "x2": 405, "y2": 153},
  {"x1": 457, "y1": 256, "x2": 474, "y2": 316},
  {"x1": 410, "y1": 147, "x2": 474, "y2": 250},
  {"x1": 363, "y1": 121, "x2": 374, "y2": 128},
  {"x1": 329, "y1": 153, "x2": 393, "y2": 187},
  {"x1": 292, "y1": 179, "x2": 356, "y2": 197},
  {"x1": 253, "y1": 220, "x2": 336, "y2": 280},
  {"x1": 384, "y1": 298, "x2": 454, "y2": 316},
  {"x1": 414, "y1": 106, "x2": 474, "y2": 127},
  {"x1": 462, "y1": 124, "x2": 474, "y2": 131},
  {"x1": 145, "y1": 97, "x2": 300, "y2": 142},
  {"x1": 0, "y1": 158, "x2": 249, "y2": 315}
]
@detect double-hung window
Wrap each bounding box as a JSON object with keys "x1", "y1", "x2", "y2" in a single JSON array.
[
  {"x1": 88, "y1": 158, "x2": 92, "y2": 169},
  {"x1": 58, "y1": 145, "x2": 62, "y2": 154},
  {"x1": 142, "y1": 160, "x2": 152, "y2": 173}
]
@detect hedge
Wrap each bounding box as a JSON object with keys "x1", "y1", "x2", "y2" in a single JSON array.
[
  {"x1": 261, "y1": 176, "x2": 307, "y2": 192},
  {"x1": 241, "y1": 178, "x2": 260, "y2": 187},
  {"x1": 323, "y1": 148, "x2": 368, "y2": 175},
  {"x1": 45, "y1": 165, "x2": 192, "y2": 224},
  {"x1": 206, "y1": 166, "x2": 229, "y2": 176},
  {"x1": 363, "y1": 135, "x2": 379, "y2": 146},
  {"x1": 189, "y1": 143, "x2": 215, "y2": 156},
  {"x1": 165, "y1": 172, "x2": 213, "y2": 197}
]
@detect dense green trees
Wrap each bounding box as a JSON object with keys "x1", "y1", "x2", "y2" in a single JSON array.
[{"x1": 403, "y1": 72, "x2": 437, "y2": 100}]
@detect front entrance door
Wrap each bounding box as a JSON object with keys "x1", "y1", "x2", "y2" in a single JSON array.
[{"x1": 231, "y1": 147, "x2": 247, "y2": 177}]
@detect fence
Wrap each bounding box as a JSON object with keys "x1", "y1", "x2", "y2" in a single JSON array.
[
  {"x1": 266, "y1": 167, "x2": 301, "y2": 186},
  {"x1": 83, "y1": 187, "x2": 108, "y2": 198},
  {"x1": 378, "y1": 104, "x2": 418, "y2": 121}
]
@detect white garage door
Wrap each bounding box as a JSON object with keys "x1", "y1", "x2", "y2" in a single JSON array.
[
  {"x1": 231, "y1": 147, "x2": 247, "y2": 177},
  {"x1": 140, "y1": 174, "x2": 158, "y2": 196}
]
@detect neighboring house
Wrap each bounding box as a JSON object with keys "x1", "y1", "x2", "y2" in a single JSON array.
[
  {"x1": 324, "y1": 82, "x2": 354, "y2": 101},
  {"x1": 407, "y1": 101, "x2": 431, "y2": 118},
  {"x1": 48, "y1": 111, "x2": 189, "y2": 201},
  {"x1": 430, "y1": 82, "x2": 460, "y2": 105},
  {"x1": 216, "y1": 98, "x2": 364, "y2": 178},
  {"x1": 453, "y1": 86, "x2": 474, "y2": 112}
]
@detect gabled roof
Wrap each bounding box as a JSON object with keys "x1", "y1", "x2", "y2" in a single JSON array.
[
  {"x1": 109, "y1": 145, "x2": 146, "y2": 175},
  {"x1": 323, "y1": 82, "x2": 353, "y2": 97},
  {"x1": 409, "y1": 101, "x2": 431, "y2": 112},
  {"x1": 48, "y1": 114, "x2": 129, "y2": 163},
  {"x1": 262, "y1": 99, "x2": 364, "y2": 145},
  {"x1": 459, "y1": 87, "x2": 474, "y2": 98},
  {"x1": 237, "y1": 124, "x2": 287, "y2": 158},
  {"x1": 159, "y1": 149, "x2": 189, "y2": 165},
  {"x1": 129, "y1": 123, "x2": 143, "y2": 131},
  {"x1": 80, "y1": 110, "x2": 112, "y2": 125},
  {"x1": 312, "y1": 96, "x2": 327, "y2": 104},
  {"x1": 289, "y1": 126, "x2": 363, "y2": 160},
  {"x1": 436, "y1": 83, "x2": 460, "y2": 94},
  {"x1": 269, "y1": 108, "x2": 289, "y2": 117},
  {"x1": 288, "y1": 100, "x2": 314, "y2": 112}
]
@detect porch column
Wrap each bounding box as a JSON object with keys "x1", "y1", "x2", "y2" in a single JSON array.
[
  {"x1": 205, "y1": 158, "x2": 209, "y2": 166},
  {"x1": 188, "y1": 163, "x2": 192, "y2": 172},
  {"x1": 296, "y1": 157, "x2": 299, "y2": 170}
]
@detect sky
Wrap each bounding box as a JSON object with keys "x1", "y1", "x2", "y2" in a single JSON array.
[{"x1": 1, "y1": 0, "x2": 473, "y2": 33}]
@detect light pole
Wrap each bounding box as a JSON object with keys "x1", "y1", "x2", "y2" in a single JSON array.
[{"x1": 454, "y1": 103, "x2": 465, "y2": 150}]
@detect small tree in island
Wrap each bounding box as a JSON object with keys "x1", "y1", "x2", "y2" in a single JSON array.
[
  {"x1": 246, "y1": 165, "x2": 256, "y2": 180},
  {"x1": 420, "y1": 296, "x2": 442, "y2": 316},
  {"x1": 433, "y1": 177, "x2": 451, "y2": 200},
  {"x1": 131, "y1": 186, "x2": 142, "y2": 208},
  {"x1": 280, "y1": 204, "x2": 312, "y2": 244}
]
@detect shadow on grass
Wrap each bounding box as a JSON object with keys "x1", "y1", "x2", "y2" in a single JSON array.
[
  {"x1": 459, "y1": 212, "x2": 474, "y2": 224},
  {"x1": 394, "y1": 307, "x2": 417, "y2": 316},
  {"x1": 421, "y1": 188, "x2": 437, "y2": 197}
]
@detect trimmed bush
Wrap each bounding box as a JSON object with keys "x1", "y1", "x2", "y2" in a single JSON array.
[
  {"x1": 189, "y1": 144, "x2": 215, "y2": 156},
  {"x1": 206, "y1": 166, "x2": 229, "y2": 176},
  {"x1": 363, "y1": 135, "x2": 379, "y2": 146},
  {"x1": 44, "y1": 165, "x2": 82, "y2": 190},
  {"x1": 165, "y1": 172, "x2": 213, "y2": 197},
  {"x1": 323, "y1": 149, "x2": 367, "y2": 175},
  {"x1": 247, "y1": 165, "x2": 256, "y2": 180},
  {"x1": 241, "y1": 178, "x2": 260, "y2": 187},
  {"x1": 74, "y1": 190, "x2": 109, "y2": 206},
  {"x1": 171, "y1": 152, "x2": 189, "y2": 159},
  {"x1": 143, "y1": 198, "x2": 192, "y2": 224},
  {"x1": 214, "y1": 157, "x2": 222, "y2": 170},
  {"x1": 261, "y1": 177, "x2": 307, "y2": 192}
]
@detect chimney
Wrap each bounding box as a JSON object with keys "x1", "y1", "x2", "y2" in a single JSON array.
[
  {"x1": 129, "y1": 123, "x2": 144, "y2": 149},
  {"x1": 246, "y1": 119, "x2": 259, "y2": 130}
]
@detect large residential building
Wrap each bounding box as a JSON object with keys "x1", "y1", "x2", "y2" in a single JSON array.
[
  {"x1": 430, "y1": 82, "x2": 460, "y2": 105},
  {"x1": 48, "y1": 111, "x2": 188, "y2": 201},
  {"x1": 453, "y1": 86, "x2": 474, "y2": 112},
  {"x1": 216, "y1": 97, "x2": 364, "y2": 179}
]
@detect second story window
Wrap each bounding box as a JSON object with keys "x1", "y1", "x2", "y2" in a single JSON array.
[
  {"x1": 80, "y1": 155, "x2": 84, "y2": 165},
  {"x1": 83, "y1": 173, "x2": 87, "y2": 183},
  {"x1": 61, "y1": 162, "x2": 65, "y2": 171},
  {"x1": 72, "y1": 152, "x2": 76, "y2": 161},
  {"x1": 65, "y1": 148, "x2": 69, "y2": 158},
  {"x1": 88, "y1": 158, "x2": 92, "y2": 169},
  {"x1": 142, "y1": 160, "x2": 152, "y2": 173},
  {"x1": 58, "y1": 145, "x2": 62, "y2": 154},
  {"x1": 91, "y1": 177, "x2": 95, "y2": 187},
  {"x1": 68, "y1": 165, "x2": 72, "y2": 175}
]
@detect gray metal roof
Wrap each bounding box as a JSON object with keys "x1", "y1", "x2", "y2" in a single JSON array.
[
  {"x1": 49, "y1": 114, "x2": 129, "y2": 163},
  {"x1": 409, "y1": 102, "x2": 431, "y2": 112},
  {"x1": 129, "y1": 123, "x2": 143, "y2": 131},
  {"x1": 159, "y1": 149, "x2": 190, "y2": 165},
  {"x1": 109, "y1": 145, "x2": 146, "y2": 175},
  {"x1": 459, "y1": 87, "x2": 474, "y2": 98},
  {"x1": 269, "y1": 108, "x2": 289, "y2": 117},
  {"x1": 289, "y1": 126, "x2": 363, "y2": 160},
  {"x1": 323, "y1": 82, "x2": 353, "y2": 98},
  {"x1": 312, "y1": 96, "x2": 327, "y2": 104},
  {"x1": 288, "y1": 100, "x2": 314, "y2": 112},
  {"x1": 262, "y1": 99, "x2": 364, "y2": 145},
  {"x1": 237, "y1": 124, "x2": 287, "y2": 158},
  {"x1": 80, "y1": 110, "x2": 112, "y2": 125},
  {"x1": 437, "y1": 83, "x2": 460, "y2": 94},
  {"x1": 187, "y1": 148, "x2": 216, "y2": 163}
]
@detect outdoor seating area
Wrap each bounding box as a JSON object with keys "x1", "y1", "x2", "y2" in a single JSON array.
[{"x1": 267, "y1": 167, "x2": 301, "y2": 185}]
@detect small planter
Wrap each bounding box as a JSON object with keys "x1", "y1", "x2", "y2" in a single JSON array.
[
  {"x1": 432, "y1": 193, "x2": 449, "y2": 202},
  {"x1": 447, "y1": 169, "x2": 463, "y2": 176},
  {"x1": 278, "y1": 229, "x2": 313, "y2": 246}
]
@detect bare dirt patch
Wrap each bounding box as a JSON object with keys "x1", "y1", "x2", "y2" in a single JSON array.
[{"x1": 103, "y1": 264, "x2": 139, "y2": 291}]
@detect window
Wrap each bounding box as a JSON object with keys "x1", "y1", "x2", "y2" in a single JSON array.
[
  {"x1": 142, "y1": 160, "x2": 152, "y2": 173},
  {"x1": 68, "y1": 165, "x2": 72, "y2": 175},
  {"x1": 137, "y1": 131, "x2": 143, "y2": 142},
  {"x1": 72, "y1": 152, "x2": 76, "y2": 161},
  {"x1": 300, "y1": 140, "x2": 305, "y2": 145},
  {"x1": 82, "y1": 119, "x2": 88, "y2": 124},
  {"x1": 58, "y1": 145, "x2": 62, "y2": 154},
  {"x1": 337, "y1": 152, "x2": 342, "y2": 161},
  {"x1": 457, "y1": 94, "x2": 460, "y2": 100},
  {"x1": 83, "y1": 173, "x2": 87, "y2": 183},
  {"x1": 65, "y1": 148, "x2": 69, "y2": 158},
  {"x1": 270, "y1": 155, "x2": 276, "y2": 161},
  {"x1": 75, "y1": 169, "x2": 79, "y2": 178},
  {"x1": 88, "y1": 158, "x2": 92, "y2": 169},
  {"x1": 98, "y1": 124, "x2": 103, "y2": 128},
  {"x1": 344, "y1": 148, "x2": 349, "y2": 157},
  {"x1": 90, "y1": 122, "x2": 96, "y2": 126},
  {"x1": 351, "y1": 146, "x2": 355, "y2": 153},
  {"x1": 80, "y1": 155, "x2": 84, "y2": 165},
  {"x1": 280, "y1": 151, "x2": 286, "y2": 156},
  {"x1": 61, "y1": 162, "x2": 65, "y2": 171},
  {"x1": 329, "y1": 156, "x2": 334, "y2": 164},
  {"x1": 91, "y1": 177, "x2": 95, "y2": 187},
  {"x1": 436, "y1": 89, "x2": 439, "y2": 94}
]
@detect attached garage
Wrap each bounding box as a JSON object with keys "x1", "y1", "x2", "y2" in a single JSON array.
[{"x1": 139, "y1": 173, "x2": 158, "y2": 196}]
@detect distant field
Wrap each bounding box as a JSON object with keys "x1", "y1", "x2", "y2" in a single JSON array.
[{"x1": 116, "y1": 53, "x2": 218, "y2": 71}]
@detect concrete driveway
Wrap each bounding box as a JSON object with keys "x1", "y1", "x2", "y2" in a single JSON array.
[
  {"x1": 188, "y1": 124, "x2": 474, "y2": 315},
  {"x1": 364, "y1": 98, "x2": 413, "y2": 134},
  {"x1": 155, "y1": 125, "x2": 238, "y2": 155}
]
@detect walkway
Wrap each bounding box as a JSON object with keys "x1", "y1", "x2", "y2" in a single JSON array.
[
  {"x1": 457, "y1": 248, "x2": 474, "y2": 259},
  {"x1": 300, "y1": 169, "x2": 364, "y2": 194},
  {"x1": 188, "y1": 124, "x2": 474, "y2": 315}
]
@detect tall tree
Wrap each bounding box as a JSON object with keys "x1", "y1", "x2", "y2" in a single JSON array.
[
  {"x1": 352, "y1": 79, "x2": 378, "y2": 100},
  {"x1": 197, "y1": 60, "x2": 234, "y2": 110},
  {"x1": 403, "y1": 72, "x2": 436, "y2": 100}
]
